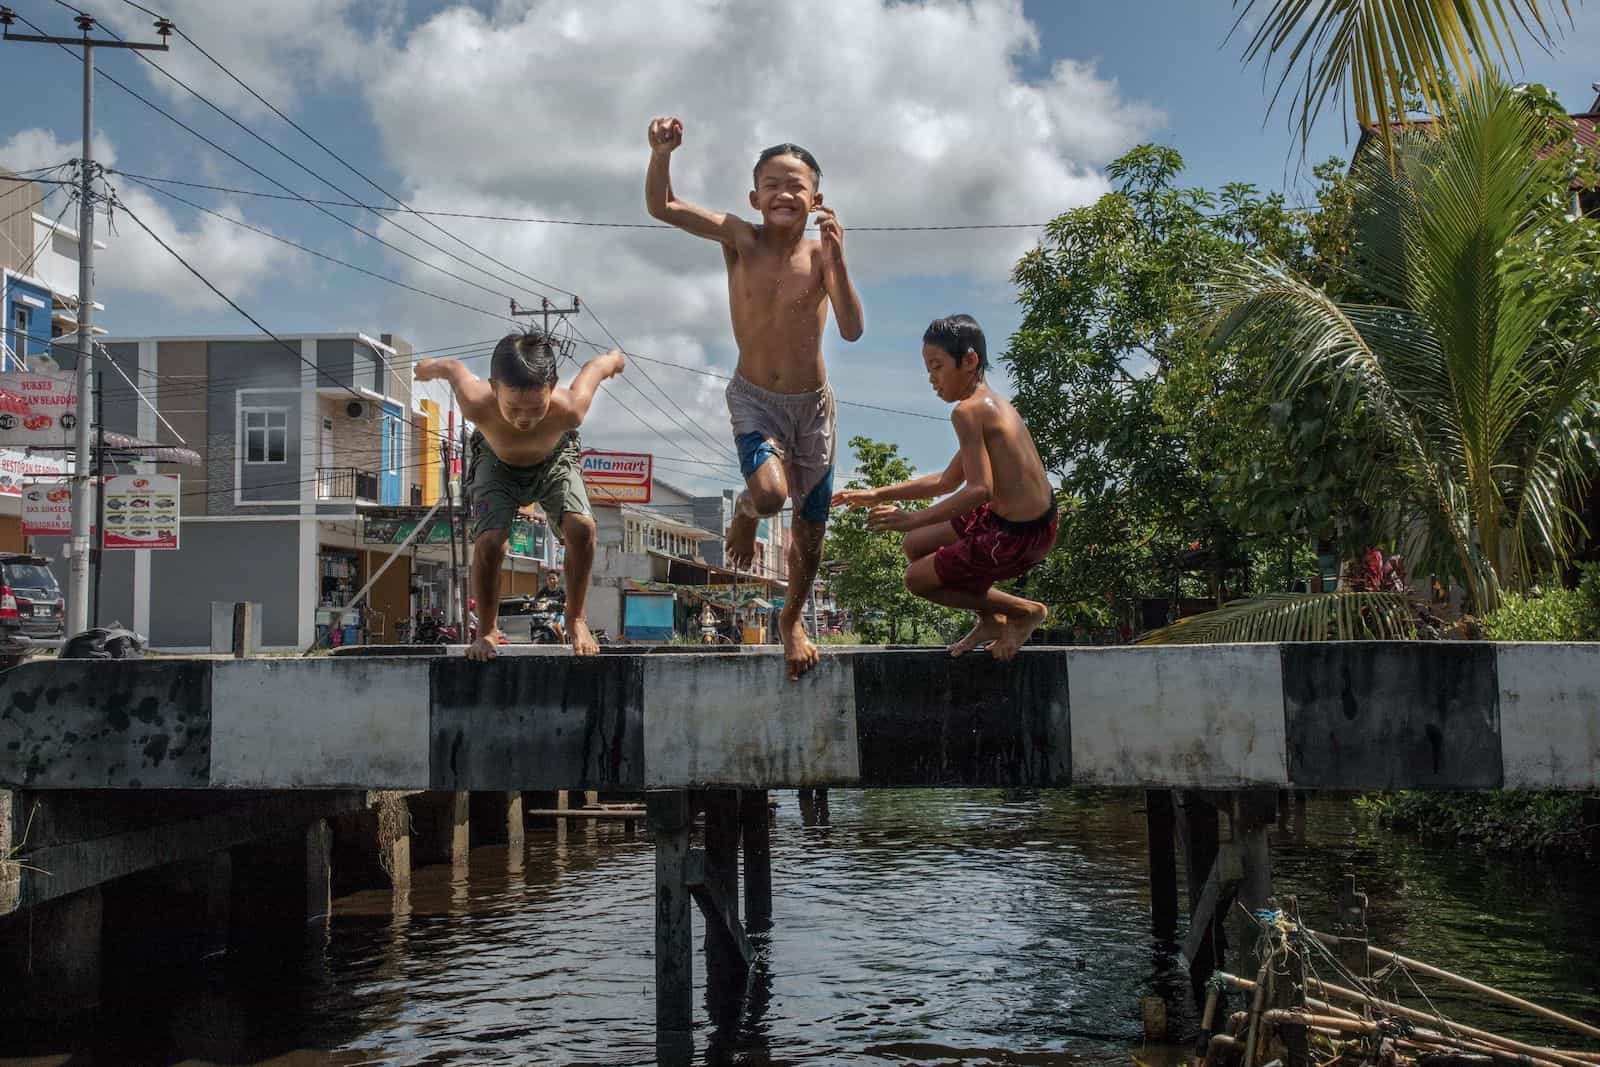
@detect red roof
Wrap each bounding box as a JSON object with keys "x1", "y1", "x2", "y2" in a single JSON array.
[
  {"x1": 1357, "y1": 111, "x2": 1598, "y2": 189},
  {"x1": 1575, "y1": 113, "x2": 1597, "y2": 152}
]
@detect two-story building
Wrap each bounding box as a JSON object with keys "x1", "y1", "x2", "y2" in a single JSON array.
[{"x1": 38, "y1": 331, "x2": 545, "y2": 650}]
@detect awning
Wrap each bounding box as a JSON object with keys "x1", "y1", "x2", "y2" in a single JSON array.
[
  {"x1": 645, "y1": 548, "x2": 782, "y2": 588},
  {"x1": 26, "y1": 430, "x2": 202, "y2": 467}
]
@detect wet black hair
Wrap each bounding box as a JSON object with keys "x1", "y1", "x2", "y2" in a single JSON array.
[
  {"x1": 923, "y1": 314, "x2": 988, "y2": 373},
  {"x1": 753, "y1": 143, "x2": 822, "y2": 187},
  {"x1": 490, "y1": 332, "x2": 558, "y2": 390}
]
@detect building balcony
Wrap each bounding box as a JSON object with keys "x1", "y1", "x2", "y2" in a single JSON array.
[{"x1": 316, "y1": 466, "x2": 379, "y2": 504}]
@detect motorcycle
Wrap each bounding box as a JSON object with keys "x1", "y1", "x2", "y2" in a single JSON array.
[
  {"x1": 412, "y1": 607, "x2": 478, "y2": 646},
  {"x1": 498, "y1": 594, "x2": 563, "y2": 645}
]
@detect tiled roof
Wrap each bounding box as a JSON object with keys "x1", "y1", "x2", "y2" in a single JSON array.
[{"x1": 1356, "y1": 111, "x2": 1598, "y2": 189}]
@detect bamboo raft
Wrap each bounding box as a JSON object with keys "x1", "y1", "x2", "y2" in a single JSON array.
[{"x1": 1188, "y1": 889, "x2": 1600, "y2": 1067}]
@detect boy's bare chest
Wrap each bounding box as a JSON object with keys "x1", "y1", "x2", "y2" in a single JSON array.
[
  {"x1": 729, "y1": 250, "x2": 822, "y2": 309},
  {"x1": 475, "y1": 413, "x2": 569, "y2": 465}
]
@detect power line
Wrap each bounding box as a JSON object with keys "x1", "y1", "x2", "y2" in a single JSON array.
[
  {"x1": 564, "y1": 333, "x2": 949, "y2": 423},
  {"x1": 74, "y1": 10, "x2": 571, "y2": 313},
  {"x1": 118, "y1": 173, "x2": 516, "y2": 322},
  {"x1": 102, "y1": 171, "x2": 1053, "y2": 232},
  {"x1": 3, "y1": 15, "x2": 525, "y2": 327},
  {"x1": 111, "y1": 194, "x2": 372, "y2": 407}
]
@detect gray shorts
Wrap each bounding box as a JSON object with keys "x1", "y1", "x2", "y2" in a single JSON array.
[{"x1": 726, "y1": 372, "x2": 836, "y2": 524}]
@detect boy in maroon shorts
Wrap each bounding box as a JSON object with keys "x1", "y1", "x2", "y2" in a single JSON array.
[{"x1": 833, "y1": 314, "x2": 1057, "y2": 661}]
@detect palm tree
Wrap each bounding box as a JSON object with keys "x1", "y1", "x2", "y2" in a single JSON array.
[
  {"x1": 1204, "y1": 73, "x2": 1600, "y2": 616},
  {"x1": 1235, "y1": 0, "x2": 1573, "y2": 154}
]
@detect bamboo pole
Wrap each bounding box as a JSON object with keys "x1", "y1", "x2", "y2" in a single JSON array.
[
  {"x1": 1308, "y1": 978, "x2": 1598, "y2": 1067},
  {"x1": 1303, "y1": 928, "x2": 1600, "y2": 1043}
]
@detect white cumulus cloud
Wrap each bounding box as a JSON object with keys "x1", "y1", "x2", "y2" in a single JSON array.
[
  {"x1": 2, "y1": 127, "x2": 303, "y2": 311},
  {"x1": 353, "y1": 0, "x2": 1161, "y2": 460}
]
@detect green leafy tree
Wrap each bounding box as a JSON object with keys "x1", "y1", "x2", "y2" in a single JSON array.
[
  {"x1": 1206, "y1": 75, "x2": 1600, "y2": 614},
  {"x1": 1005, "y1": 146, "x2": 1381, "y2": 631},
  {"x1": 824, "y1": 436, "x2": 963, "y2": 644}
]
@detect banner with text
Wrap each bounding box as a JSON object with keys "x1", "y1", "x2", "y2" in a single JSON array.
[
  {"x1": 581, "y1": 450, "x2": 652, "y2": 505},
  {"x1": 103, "y1": 474, "x2": 180, "y2": 551},
  {"x1": 0, "y1": 372, "x2": 79, "y2": 448},
  {"x1": 21, "y1": 479, "x2": 72, "y2": 535},
  {"x1": 0, "y1": 448, "x2": 67, "y2": 496}
]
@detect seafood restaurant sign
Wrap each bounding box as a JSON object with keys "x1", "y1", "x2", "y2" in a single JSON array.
[
  {"x1": 102, "y1": 474, "x2": 180, "y2": 551},
  {"x1": 581, "y1": 450, "x2": 652, "y2": 505},
  {"x1": 0, "y1": 372, "x2": 78, "y2": 448},
  {"x1": 21, "y1": 480, "x2": 73, "y2": 535}
]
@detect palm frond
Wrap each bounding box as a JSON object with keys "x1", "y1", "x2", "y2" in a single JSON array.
[
  {"x1": 1233, "y1": 0, "x2": 1571, "y2": 156},
  {"x1": 1137, "y1": 591, "x2": 1417, "y2": 644}
]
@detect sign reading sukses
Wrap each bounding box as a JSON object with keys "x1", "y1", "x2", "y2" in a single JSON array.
[
  {"x1": 21, "y1": 479, "x2": 72, "y2": 535},
  {"x1": 102, "y1": 474, "x2": 180, "y2": 551},
  {"x1": 0, "y1": 373, "x2": 78, "y2": 447}
]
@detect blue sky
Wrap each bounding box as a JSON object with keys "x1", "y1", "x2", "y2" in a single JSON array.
[{"x1": 3, "y1": 0, "x2": 1597, "y2": 497}]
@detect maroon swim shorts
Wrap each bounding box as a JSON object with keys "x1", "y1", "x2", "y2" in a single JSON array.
[{"x1": 933, "y1": 500, "x2": 1058, "y2": 595}]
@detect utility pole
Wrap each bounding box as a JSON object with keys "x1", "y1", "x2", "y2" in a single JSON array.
[
  {"x1": 0, "y1": 7, "x2": 173, "y2": 636},
  {"x1": 510, "y1": 296, "x2": 580, "y2": 336}
]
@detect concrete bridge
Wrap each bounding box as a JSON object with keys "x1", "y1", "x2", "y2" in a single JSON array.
[
  {"x1": 4, "y1": 642, "x2": 1597, "y2": 793},
  {"x1": 2, "y1": 642, "x2": 1597, "y2": 1047}
]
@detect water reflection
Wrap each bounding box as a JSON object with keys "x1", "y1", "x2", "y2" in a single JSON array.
[{"x1": 1, "y1": 793, "x2": 1596, "y2": 1066}]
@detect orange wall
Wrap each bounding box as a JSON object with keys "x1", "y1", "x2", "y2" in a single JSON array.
[{"x1": 0, "y1": 515, "x2": 22, "y2": 553}]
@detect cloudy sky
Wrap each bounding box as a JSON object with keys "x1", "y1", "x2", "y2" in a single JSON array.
[{"x1": 3, "y1": 0, "x2": 1598, "y2": 496}]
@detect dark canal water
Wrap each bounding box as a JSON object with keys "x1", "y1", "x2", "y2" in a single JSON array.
[{"x1": 5, "y1": 792, "x2": 1599, "y2": 1066}]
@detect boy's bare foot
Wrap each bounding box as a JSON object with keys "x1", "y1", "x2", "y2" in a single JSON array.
[
  {"x1": 570, "y1": 618, "x2": 599, "y2": 657},
  {"x1": 949, "y1": 613, "x2": 1006, "y2": 656},
  {"x1": 990, "y1": 602, "x2": 1047, "y2": 663},
  {"x1": 726, "y1": 510, "x2": 759, "y2": 572},
  {"x1": 465, "y1": 630, "x2": 503, "y2": 662},
  {"x1": 780, "y1": 611, "x2": 819, "y2": 680}
]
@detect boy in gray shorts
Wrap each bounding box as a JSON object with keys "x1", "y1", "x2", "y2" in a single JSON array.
[
  {"x1": 416, "y1": 334, "x2": 625, "y2": 660},
  {"x1": 646, "y1": 116, "x2": 864, "y2": 679}
]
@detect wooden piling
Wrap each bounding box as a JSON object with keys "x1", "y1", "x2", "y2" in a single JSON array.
[
  {"x1": 1145, "y1": 788, "x2": 1179, "y2": 938},
  {"x1": 1228, "y1": 790, "x2": 1276, "y2": 976},
  {"x1": 406, "y1": 791, "x2": 469, "y2": 869},
  {"x1": 228, "y1": 818, "x2": 332, "y2": 963},
  {"x1": 647, "y1": 790, "x2": 693, "y2": 1035},
  {"x1": 741, "y1": 789, "x2": 772, "y2": 929},
  {"x1": 469, "y1": 791, "x2": 524, "y2": 851},
  {"x1": 700, "y1": 789, "x2": 746, "y2": 985},
  {"x1": 1178, "y1": 791, "x2": 1222, "y2": 1000}
]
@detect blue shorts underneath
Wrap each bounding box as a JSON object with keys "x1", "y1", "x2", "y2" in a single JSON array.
[{"x1": 736, "y1": 431, "x2": 834, "y2": 524}]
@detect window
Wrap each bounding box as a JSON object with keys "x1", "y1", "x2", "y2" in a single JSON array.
[
  {"x1": 243, "y1": 407, "x2": 289, "y2": 464},
  {"x1": 9, "y1": 306, "x2": 27, "y2": 369}
]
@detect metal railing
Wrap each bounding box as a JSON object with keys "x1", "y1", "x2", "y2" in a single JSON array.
[{"x1": 315, "y1": 467, "x2": 379, "y2": 503}]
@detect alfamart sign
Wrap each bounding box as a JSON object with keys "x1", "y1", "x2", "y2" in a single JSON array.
[{"x1": 581, "y1": 450, "x2": 652, "y2": 505}]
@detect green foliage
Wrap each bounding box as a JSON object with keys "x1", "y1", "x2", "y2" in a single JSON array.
[
  {"x1": 1139, "y1": 591, "x2": 1415, "y2": 644},
  {"x1": 1235, "y1": 0, "x2": 1572, "y2": 158},
  {"x1": 1005, "y1": 144, "x2": 1379, "y2": 631},
  {"x1": 1359, "y1": 791, "x2": 1591, "y2": 858},
  {"x1": 824, "y1": 436, "x2": 965, "y2": 645},
  {"x1": 1482, "y1": 565, "x2": 1600, "y2": 641},
  {"x1": 1206, "y1": 75, "x2": 1600, "y2": 615}
]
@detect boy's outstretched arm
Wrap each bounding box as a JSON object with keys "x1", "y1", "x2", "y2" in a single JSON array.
[
  {"x1": 815, "y1": 204, "x2": 864, "y2": 341},
  {"x1": 645, "y1": 117, "x2": 752, "y2": 245},
  {"x1": 868, "y1": 407, "x2": 992, "y2": 532},
  {"x1": 415, "y1": 357, "x2": 492, "y2": 408},
  {"x1": 564, "y1": 348, "x2": 627, "y2": 423},
  {"x1": 833, "y1": 453, "x2": 962, "y2": 509}
]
